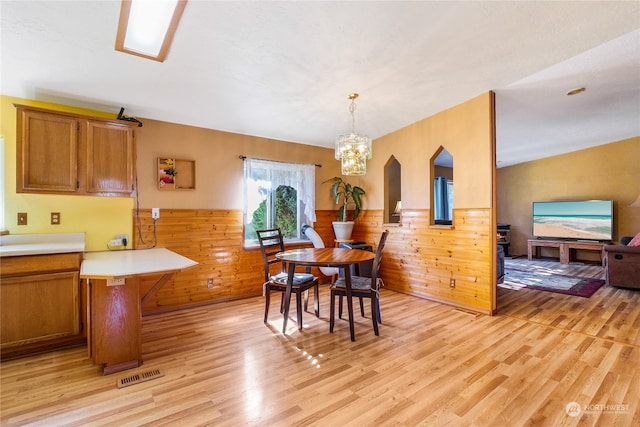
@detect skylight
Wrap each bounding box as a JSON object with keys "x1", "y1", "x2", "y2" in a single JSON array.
[{"x1": 115, "y1": 0, "x2": 187, "y2": 62}]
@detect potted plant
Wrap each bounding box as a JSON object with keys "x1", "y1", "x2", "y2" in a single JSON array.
[{"x1": 324, "y1": 176, "x2": 365, "y2": 240}]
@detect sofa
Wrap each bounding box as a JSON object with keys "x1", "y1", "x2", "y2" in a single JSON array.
[
  {"x1": 497, "y1": 244, "x2": 505, "y2": 284},
  {"x1": 603, "y1": 236, "x2": 640, "y2": 289}
]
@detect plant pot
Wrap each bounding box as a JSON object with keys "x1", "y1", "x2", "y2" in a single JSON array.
[{"x1": 332, "y1": 221, "x2": 355, "y2": 241}]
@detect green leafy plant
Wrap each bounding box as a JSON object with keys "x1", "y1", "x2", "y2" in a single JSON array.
[
  {"x1": 324, "y1": 176, "x2": 365, "y2": 221},
  {"x1": 249, "y1": 185, "x2": 298, "y2": 239}
]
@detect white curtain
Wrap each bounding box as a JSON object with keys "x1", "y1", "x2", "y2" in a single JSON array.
[{"x1": 244, "y1": 158, "x2": 316, "y2": 222}]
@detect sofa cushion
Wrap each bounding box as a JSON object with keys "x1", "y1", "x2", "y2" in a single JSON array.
[{"x1": 628, "y1": 232, "x2": 640, "y2": 247}]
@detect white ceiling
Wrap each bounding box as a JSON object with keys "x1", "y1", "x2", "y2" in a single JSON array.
[{"x1": 2, "y1": 1, "x2": 639, "y2": 168}]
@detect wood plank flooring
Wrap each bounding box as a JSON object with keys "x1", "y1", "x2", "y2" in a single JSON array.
[{"x1": 2, "y1": 265, "x2": 639, "y2": 426}]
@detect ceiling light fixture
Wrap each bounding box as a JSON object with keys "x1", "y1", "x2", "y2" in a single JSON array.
[
  {"x1": 115, "y1": 0, "x2": 187, "y2": 62},
  {"x1": 566, "y1": 87, "x2": 586, "y2": 96},
  {"x1": 335, "y1": 93, "x2": 372, "y2": 176}
]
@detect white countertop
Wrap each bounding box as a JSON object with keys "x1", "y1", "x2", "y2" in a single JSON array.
[
  {"x1": 80, "y1": 248, "x2": 198, "y2": 279},
  {"x1": 0, "y1": 233, "x2": 85, "y2": 257}
]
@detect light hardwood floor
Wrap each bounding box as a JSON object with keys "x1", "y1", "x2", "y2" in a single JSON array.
[{"x1": 2, "y1": 266, "x2": 639, "y2": 426}]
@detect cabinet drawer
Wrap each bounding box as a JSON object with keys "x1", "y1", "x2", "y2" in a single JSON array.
[{"x1": 1, "y1": 252, "x2": 82, "y2": 277}]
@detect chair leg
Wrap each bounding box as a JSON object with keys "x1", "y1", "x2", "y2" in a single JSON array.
[
  {"x1": 359, "y1": 297, "x2": 365, "y2": 317},
  {"x1": 296, "y1": 291, "x2": 303, "y2": 330},
  {"x1": 264, "y1": 287, "x2": 271, "y2": 323},
  {"x1": 314, "y1": 283, "x2": 320, "y2": 317},
  {"x1": 279, "y1": 292, "x2": 285, "y2": 314},
  {"x1": 338, "y1": 295, "x2": 343, "y2": 319},
  {"x1": 376, "y1": 298, "x2": 382, "y2": 324},
  {"x1": 329, "y1": 290, "x2": 336, "y2": 332},
  {"x1": 371, "y1": 295, "x2": 379, "y2": 336},
  {"x1": 303, "y1": 289, "x2": 309, "y2": 312}
]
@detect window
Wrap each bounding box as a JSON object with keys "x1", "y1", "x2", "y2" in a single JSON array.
[
  {"x1": 384, "y1": 155, "x2": 401, "y2": 224},
  {"x1": 243, "y1": 158, "x2": 316, "y2": 245},
  {"x1": 434, "y1": 176, "x2": 454, "y2": 221},
  {"x1": 431, "y1": 146, "x2": 454, "y2": 225}
]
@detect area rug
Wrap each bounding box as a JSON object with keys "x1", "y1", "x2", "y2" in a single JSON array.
[{"x1": 500, "y1": 261, "x2": 605, "y2": 298}]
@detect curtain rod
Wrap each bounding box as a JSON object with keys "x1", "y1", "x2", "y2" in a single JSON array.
[{"x1": 238, "y1": 155, "x2": 321, "y2": 168}]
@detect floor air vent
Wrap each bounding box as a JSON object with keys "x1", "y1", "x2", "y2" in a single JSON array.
[
  {"x1": 454, "y1": 308, "x2": 482, "y2": 318},
  {"x1": 117, "y1": 368, "x2": 164, "y2": 389}
]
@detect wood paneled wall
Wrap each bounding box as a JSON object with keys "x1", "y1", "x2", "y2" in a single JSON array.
[
  {"x1": 133, "y1": 207, "x2": 495, "y2": 316},
  {"x1": 134, "y1": 209, "x2": 324, "y2": 315},
  {"x1": 133, "y1": 209, "x2": 260, "y2": 314},
  {"x1": 352, "y1": 208, "x2": 495, "y2": 314}
]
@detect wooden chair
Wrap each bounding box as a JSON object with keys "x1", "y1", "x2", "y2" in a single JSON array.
[
  {"x1": 257, "y1": 228, "x2": 319, "y2": 330},
  {"x1": 330, "y1": 230, "x2": 389, "y2": 336}
]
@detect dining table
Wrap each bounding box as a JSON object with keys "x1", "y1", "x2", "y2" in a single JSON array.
[{"x1": 275, "y1": 247, "x2": 375, "y2": 341}]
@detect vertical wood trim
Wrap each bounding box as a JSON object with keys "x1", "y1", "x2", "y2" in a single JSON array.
[{"x1": 489, "y1": 90, "x2": 497, "y2": 313}]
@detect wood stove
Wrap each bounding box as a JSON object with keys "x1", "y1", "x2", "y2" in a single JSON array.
[{"x1": 497, "y1": 224, "x2": 511, "y2": 256}]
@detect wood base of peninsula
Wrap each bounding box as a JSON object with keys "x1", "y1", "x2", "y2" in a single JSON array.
[
  {"x1": 88, "y1": 277, "x2": 142, "y2": 375},
  {"x1": 81, "y1": 248, "x2": 198, "y2": 375},
  {"x1": 527, "y1": 239, "x2": 605, "y2": 265}
]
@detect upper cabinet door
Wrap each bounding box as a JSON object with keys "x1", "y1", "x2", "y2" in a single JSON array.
[
  {"x1": 17, "y1": 109, "x2": 79, "y2": 193},
  {"x1": 15, "y1": 104, "x2": 137, "y2": 197},
  {"x1": 85, "y1": 121, "x2": 135, "y2": 196}
]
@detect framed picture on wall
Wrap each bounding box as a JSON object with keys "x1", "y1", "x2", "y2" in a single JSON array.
[{"x1": 157, "y1": 157, "x2": 195, "y2": 190}]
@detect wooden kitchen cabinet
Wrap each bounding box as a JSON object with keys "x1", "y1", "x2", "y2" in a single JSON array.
[
  {"x1": 1, "y1": 252, "x2": 85, "y2": 359},
  {"x1": 86, "y1": 120, "x2": 135, "y2": 195},
  {"x1": 15, "y1": 104, "x2": 137, "y2": 197},
  {"x1": 16, "y1": 108, "x2": 79, "y2": 193}
]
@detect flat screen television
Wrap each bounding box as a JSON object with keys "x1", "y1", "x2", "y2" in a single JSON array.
[{"x1": 532, "y1": 200, "x2": 613, "y2": 241}]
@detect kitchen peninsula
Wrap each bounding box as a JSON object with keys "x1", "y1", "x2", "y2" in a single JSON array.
[{"x1": 81, "y1": 248, "x2": 197, "y2": 374}]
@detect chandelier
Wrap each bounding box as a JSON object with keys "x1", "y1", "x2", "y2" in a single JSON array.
[{"x1": 335, "y1": 93, "x2": 372, "y2": 175}]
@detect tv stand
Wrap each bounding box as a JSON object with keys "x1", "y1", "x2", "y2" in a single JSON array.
[{"x1": 527, "y1": 239, "x2": 605, "y2": 265}]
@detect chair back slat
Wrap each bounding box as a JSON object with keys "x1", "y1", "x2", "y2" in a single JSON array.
[
  {"x1": 369, "y1": 230, "x2": 389, "y2": 289},
  {"x1": 256, "y1": 228, "x2": 287, "y2": 281}
]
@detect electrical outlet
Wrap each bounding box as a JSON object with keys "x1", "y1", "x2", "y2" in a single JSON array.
[
  {"x1": 17, "y1": 212, "x2": 28, "y2": 225},
  {"x1": 207, "y1": 278, "x2": 214, "y2": 288},
  {"x1": 109, "y1": 239, "x2": 123, "y2": 247},
  {"x1": 152, "y1": 208, "x2": 160, "y2": 219},
  {"x1": 115, "y1": 234, "x2": 129, "y2": 247},
  {"x1": 51, "y1": 212, "x2": 61, "y2": 225},
  {"x1": 450, "y1": 279, "x2": 456, "y2": 288}
]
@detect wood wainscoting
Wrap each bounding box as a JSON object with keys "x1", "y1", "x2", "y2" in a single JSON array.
[
  {"x1": 133, "y1": 209, "x2": 263, "y2": 314},
  {"x1": 133, "y1": 209, "x2": 325, "y2": 315},
  {"x1": 351, "y1": 208, "x2": 495, "y2": 315},
  {"x1": 132, "y1": 208, "x2": 495, "y2": 316}
]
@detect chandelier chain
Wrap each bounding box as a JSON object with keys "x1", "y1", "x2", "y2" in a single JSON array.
[{"x1": 349, "y1": 99, "x2": 357, "y2": 134}]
